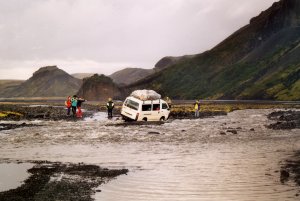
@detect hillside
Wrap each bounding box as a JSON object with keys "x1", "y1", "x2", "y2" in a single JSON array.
[
  {"x1": 128, "y1": 0, "x2": 300, "y2": 101},
  {"x1": 0, "y1": 80, "x2": 24, "y2": 97},
  {"x1": 109, "y1": 68, "x2": 153, "y2": 86},
  {"x1": 77, "y1": 74, "x2": 122, "y2": 101},
  {"x1": 1, "y1": 66, "x2": 82, "y2": 97}
]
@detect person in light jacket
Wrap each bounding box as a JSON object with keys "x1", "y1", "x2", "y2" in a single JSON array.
[
  {"x1": 71, "y1": 95, "x2": 78, "y2": 117},
  {"x1": 194, "y1": 100, "x2": 200, "y2": 118}
]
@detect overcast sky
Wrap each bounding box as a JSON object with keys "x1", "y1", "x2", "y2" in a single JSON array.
[{"x1": 0, "y1": 0, "x2": 278, "y2": 80}]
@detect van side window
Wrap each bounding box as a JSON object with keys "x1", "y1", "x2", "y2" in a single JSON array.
[
  {"x1": 152, "y1": 104, "x2": 160, "y2": 111},
  {"x1": 162, "y1": 103, "x2": 168, "y2": 109},
  {"x1": 142, "y1": 104, "x2": 151, "y2": 111}
]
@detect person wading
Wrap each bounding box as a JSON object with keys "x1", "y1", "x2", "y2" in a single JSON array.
[
  {"x1": 106, "y1": 98, "x2": 114, "y2": 119},
  {"x1": 194, "y1": 100, "x2": 200, "y2": 118},
  {"x1": 65, "y1": 96, "x2": 72, "y2": 116},
  {"x1": 76, "y1": 97, "x2": 86, "y2": 118},
  {"x1": 71, "y1": 95, "x2": 78, "y2": 117}
]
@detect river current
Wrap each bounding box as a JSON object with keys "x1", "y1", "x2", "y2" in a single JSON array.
[{"x1": 0, "y1": 109, "x2": 300, "y2": 200}]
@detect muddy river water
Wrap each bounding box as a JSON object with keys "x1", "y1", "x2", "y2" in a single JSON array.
[{"x1": 0, "y1": 109, "x2": 300, "y2": 200}]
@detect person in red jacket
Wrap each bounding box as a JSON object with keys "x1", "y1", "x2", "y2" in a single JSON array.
[{"x1": 65, "y1": 96, "x2": 72, "y2": 116}]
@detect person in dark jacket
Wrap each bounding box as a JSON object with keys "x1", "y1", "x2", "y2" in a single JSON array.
[
  {"x1": 76, "y1": 97, "x2": 86, "y2": 118},
  {"x1": 106, "y1": 98, "x2": 114, "y2": 119}
]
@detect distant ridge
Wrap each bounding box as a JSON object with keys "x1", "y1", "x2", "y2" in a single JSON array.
[
  {"x1": 109, "y1": 68, "x2": 153, "y2": 86},
  {"x1": 1, "y1": 66, "x2": 82, "y2": 97}
]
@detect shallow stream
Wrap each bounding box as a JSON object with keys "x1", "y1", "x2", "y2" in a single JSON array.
[{"x1": 0, "y1": 109, "x2": 300, "y2": 200}]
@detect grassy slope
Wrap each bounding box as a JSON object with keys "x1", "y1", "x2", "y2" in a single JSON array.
[{"x1": 127, "y1": 0, "x2": 300, "y2": 101}]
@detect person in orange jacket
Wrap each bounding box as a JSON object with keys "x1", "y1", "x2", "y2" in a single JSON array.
[{"x1": 65, "y1": 96, "x2": 72, "y2": 116}]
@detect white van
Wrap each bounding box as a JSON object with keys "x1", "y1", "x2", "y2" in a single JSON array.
[{"x1": 121, "y1": 96, "x2": 170, "y2": 121}]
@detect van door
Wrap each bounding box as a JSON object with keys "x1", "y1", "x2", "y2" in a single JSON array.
[
  {"x1": 151, "y1": 103, "x2": 161, "y2": 121},
  {"x1": 141, "y1": 104, "x2": 152, "y2": 121}
]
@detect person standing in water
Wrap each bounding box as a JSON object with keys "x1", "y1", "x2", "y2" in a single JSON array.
[
  {"x1": 194, "y1": 100, "x2": 200, "y2": 118},
  {"x1": 71, "y1": 95, "x2": 78, "y2": 117},
  {"x1": 76, "y1": 97, "x2": 86, "y2": 118},
  {"x1": 65, "y1": 96, "x2": 72, "y2": 116},
  {"x1": 106, "y1": 98, "x2": 114, "y2": 119}
]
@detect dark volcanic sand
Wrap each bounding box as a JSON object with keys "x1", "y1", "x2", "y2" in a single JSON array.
[
  {"x1": 280, "y1": 151, "x2": 300, "y2": 196},
  {"x1": 267, "y1": 110, "x2": 300, "y2": 130},
  {"x1": 0, "y1": 161, "x2": 128, "y2": 201}
]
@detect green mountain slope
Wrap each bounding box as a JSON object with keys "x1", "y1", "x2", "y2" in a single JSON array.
[{"x1": 128, "y1": 0, "x2": 300, "y2": 100}]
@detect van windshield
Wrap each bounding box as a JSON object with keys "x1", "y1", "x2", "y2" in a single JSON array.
[
  {"x1": 125, "y1": 99, "x2": 139, "y2": 110},
  {"x1": 162, "y1": 103, "x2": 168, "y2": 109}
]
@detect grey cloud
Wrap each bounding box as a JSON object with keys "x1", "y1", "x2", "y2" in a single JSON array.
[{"x1": 0, "y1": 0, "x2": 278, "y2": 79}]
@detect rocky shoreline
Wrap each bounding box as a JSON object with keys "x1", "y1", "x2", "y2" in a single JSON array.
[
  {"x1": 267, "y1": 110, "x2": 300, "y2": 130},
  {"x1": 0, "y1": 104, "x2": 99, "y2": 121},
  {"x1": 0, "y1": 161, "x2": 128, "y2": 201}
]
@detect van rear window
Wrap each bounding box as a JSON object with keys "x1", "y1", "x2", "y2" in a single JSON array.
[{"x1": 125, "y1": 99, "x2": 139, "y2": 110}]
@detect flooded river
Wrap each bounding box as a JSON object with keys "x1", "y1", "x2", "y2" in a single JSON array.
[{"x1": 0, "y1": 109, "x2": 300, "y2": 200}]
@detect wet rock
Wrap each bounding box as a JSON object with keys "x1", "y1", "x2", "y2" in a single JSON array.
[
  {"x1": 0, "y1": 123, "x2": 41, "y2": 131},
  {"x1": 280, "y1": 150, "x2": 300, "y2": 186},
  {"x1": 267, "y1": 111, "x2": 300, "y2": 130},
  {"x1": 148, "y1": 131, "x2": 160, "y2": 135},
  {"x1": 181, "y1": 130, "x2": 186, "y2": 132},
  {"x1": 267, "y1": 121, "x2": 296, "y2": 130},
  {"x1": 280, "y1": 170, "x2": 290, "y2": 183},
  {"x1": 226, "y1": 129, "x2": 238, "y2": 134},
  {"x1": 250, "y1": 128, "x2": 255, "y2": 131},
  {"x1": 220, "y1": 131, "x2": 226, "y2": 135}
]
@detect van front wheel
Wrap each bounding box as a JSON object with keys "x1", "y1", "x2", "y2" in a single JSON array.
[
  {"x1": 143, "y1": 118, "x2": 147, "y2": 121},
  {"x1": 160, "y1": 117, "x2": 165, "y2": 121}
]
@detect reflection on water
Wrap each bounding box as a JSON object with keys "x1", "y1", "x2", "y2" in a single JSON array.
[
  {"x1": 0, "y1": 110, "x2": 300, "y2": 200},
  {"x1": 0, "y1": 163, "x2": 33, "y2": 191}
]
